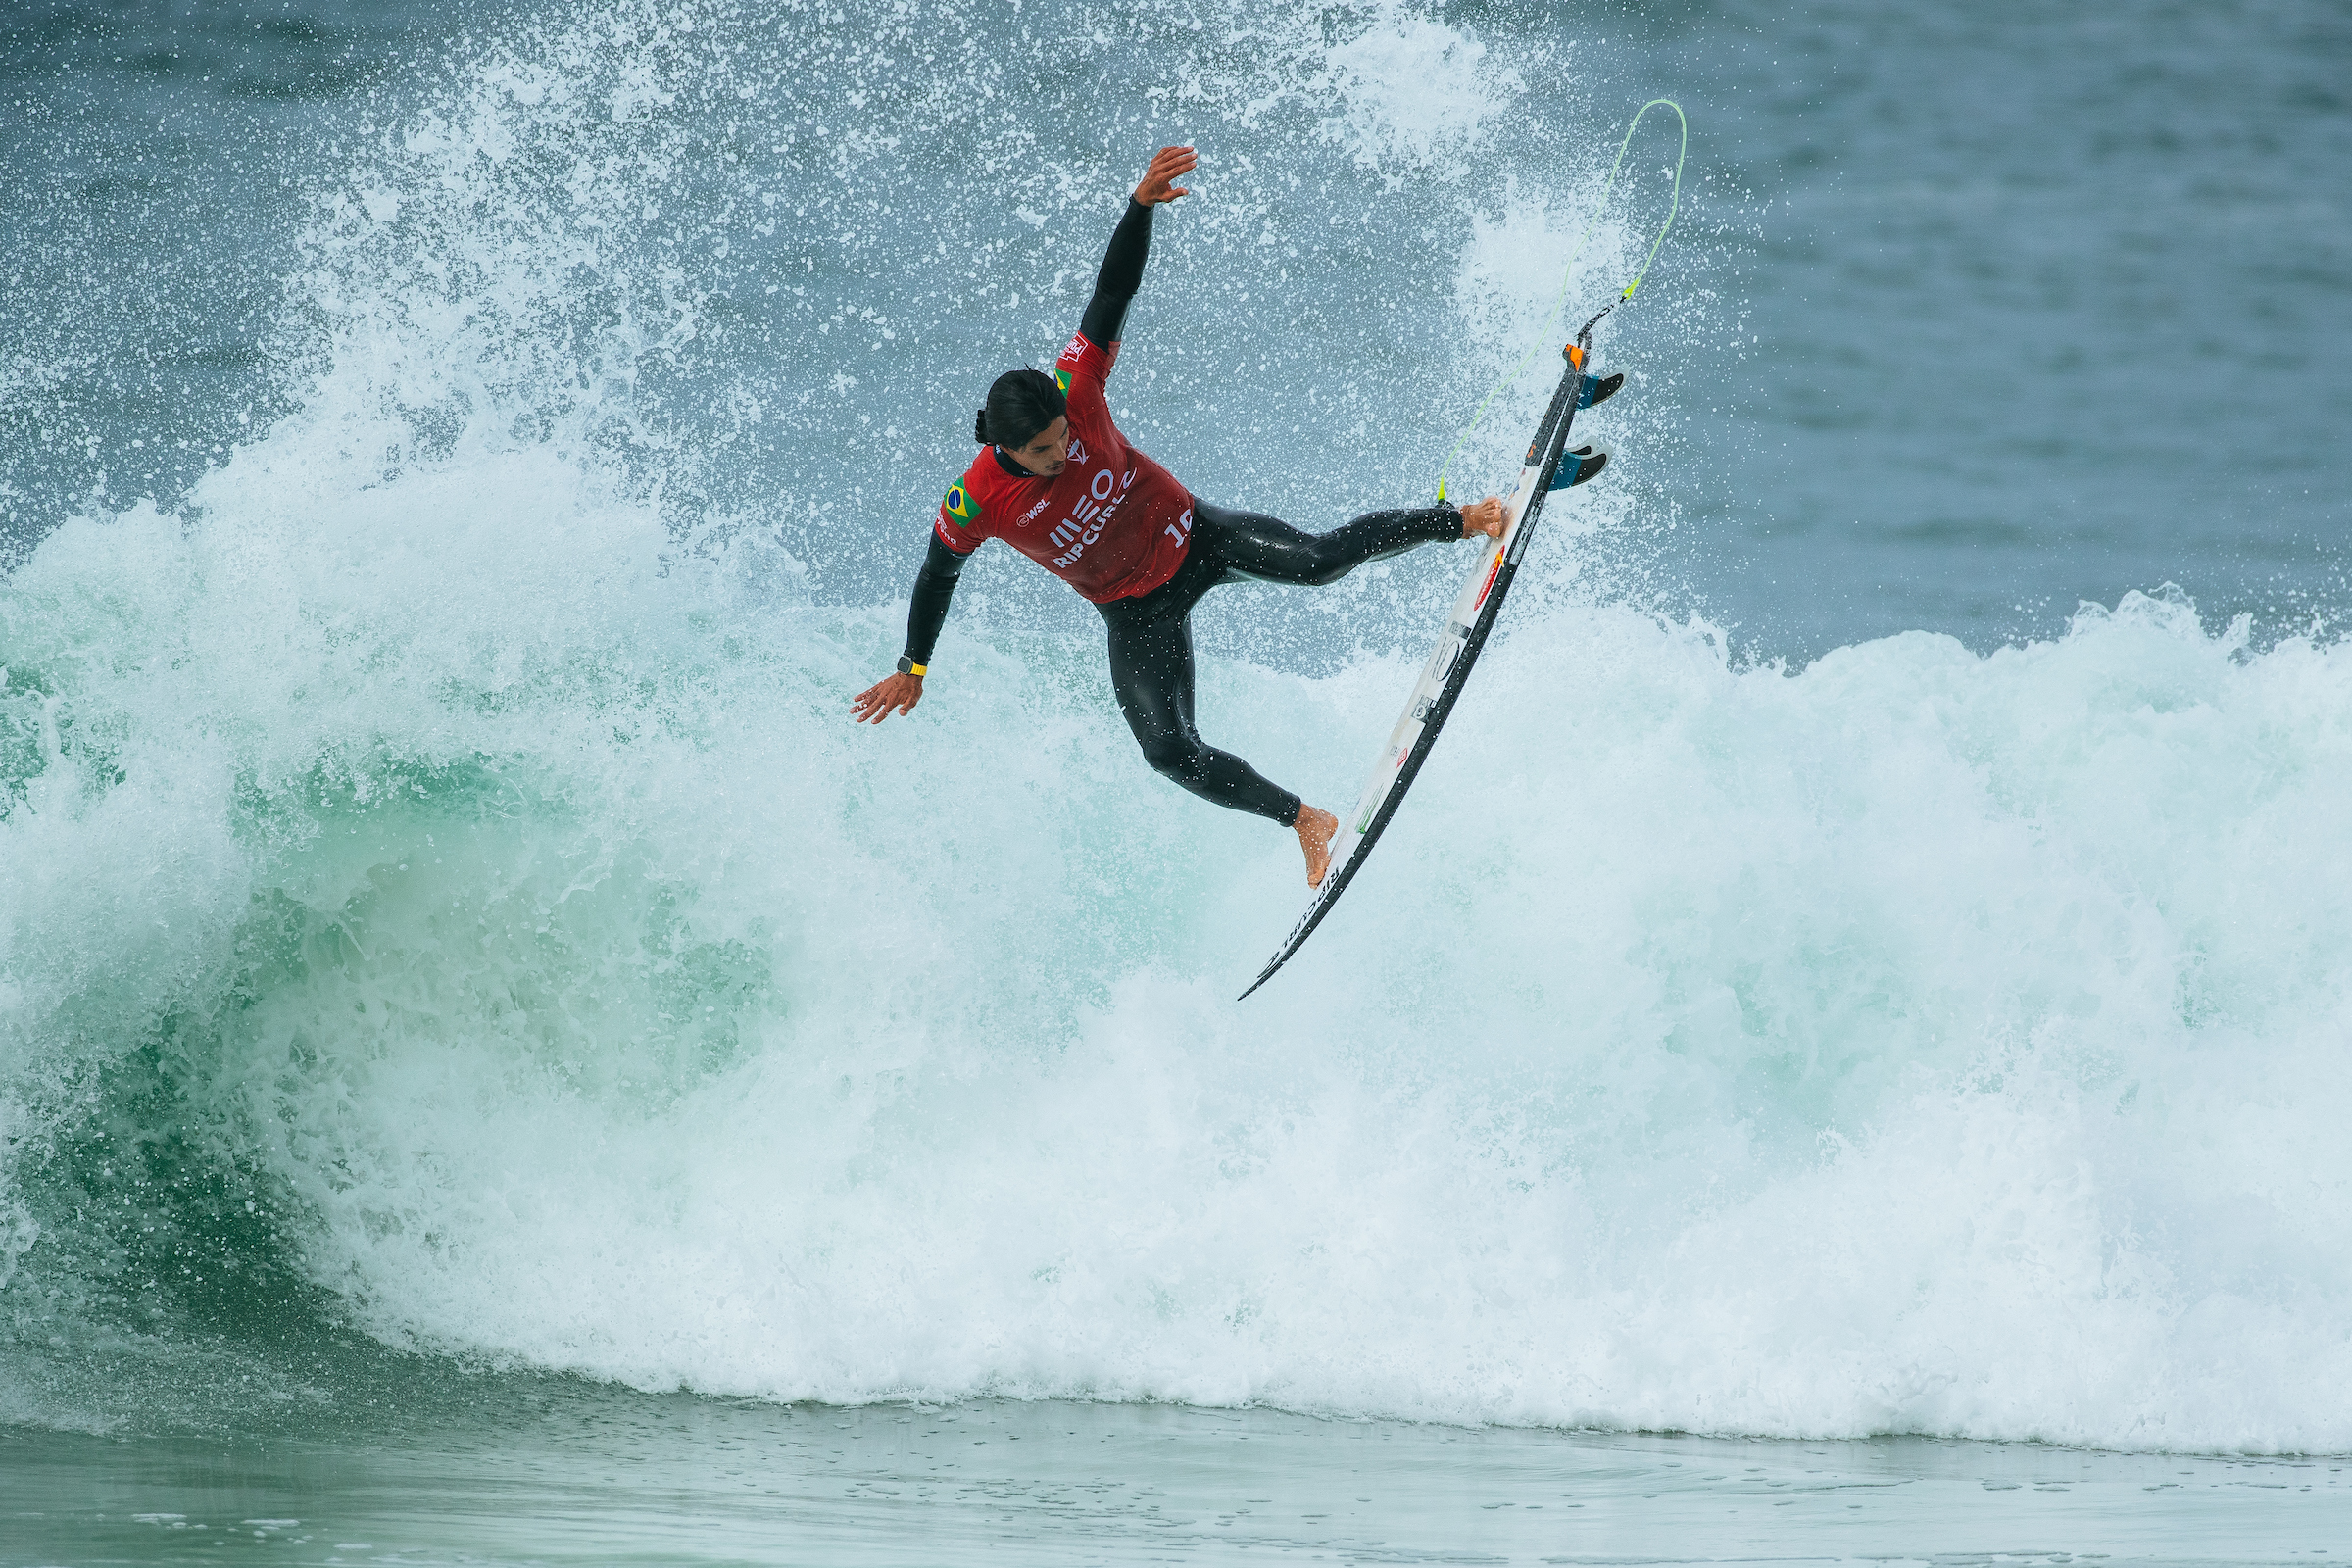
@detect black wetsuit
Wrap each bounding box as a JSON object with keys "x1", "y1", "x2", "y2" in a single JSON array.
[{"x1": 901, "y1": 199, "x2": 1461, "y2": 828}]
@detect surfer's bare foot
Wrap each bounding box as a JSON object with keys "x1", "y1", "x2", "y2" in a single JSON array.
[
  {"x1": 1458, "y1": 496, "x2": 1506, "y2": 538},
  {"x1": 1296, "y1": 805, "x2": 1339, "y2": 889}
]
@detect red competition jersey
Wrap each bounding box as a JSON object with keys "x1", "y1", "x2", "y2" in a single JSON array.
[{"x1": 934, "y1": 332, "x2": 1194, "y2": 604}]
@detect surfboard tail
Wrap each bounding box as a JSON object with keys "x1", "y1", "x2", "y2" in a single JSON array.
[{"x1": 1240, "y1": 336, "x2": 1604, "y2": 1000}]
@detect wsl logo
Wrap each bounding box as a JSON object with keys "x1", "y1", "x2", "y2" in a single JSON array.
[{"x1": 941, "y1": 480, "x2": 979, "y2": 529}]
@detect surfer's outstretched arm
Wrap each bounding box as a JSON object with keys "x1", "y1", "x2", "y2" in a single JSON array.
[
  {"x1": 851, "y1": 535, "x2": 968, "y2": 723},
  {"x1": 1078, "y1": 145, "x2": 1195, "y2": 350},
  {"x1": 855, "y1": 147, "x2": 1195, "y2": 726}
]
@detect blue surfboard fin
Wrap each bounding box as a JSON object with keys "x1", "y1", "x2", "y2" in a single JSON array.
[{"x1": 1548, "y1": 446, "x2": 1608, "y2": 491}]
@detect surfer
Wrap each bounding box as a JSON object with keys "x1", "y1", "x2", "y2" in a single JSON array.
[{"x1": 851, "y1": 146, "x2": 1506, "y2": 888}]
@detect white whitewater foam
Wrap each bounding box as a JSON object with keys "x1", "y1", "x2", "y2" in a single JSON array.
[{"x1": 8, "y1": 429, "x2": 2352, "y2": 1448}]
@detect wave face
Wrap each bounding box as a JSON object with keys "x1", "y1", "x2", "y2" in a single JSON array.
[{"x1": 6, "y1": 0, "x2": 2352, "y2": 1450}]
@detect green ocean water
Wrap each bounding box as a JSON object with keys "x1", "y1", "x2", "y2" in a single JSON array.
[{"x1": 12, "y1": 1387, "x2": 2352, "y2": 1564}]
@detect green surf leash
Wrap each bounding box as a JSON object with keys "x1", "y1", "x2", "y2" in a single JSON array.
[{"x1": 1436, "y1": 98, "x2": 1688, "y2": 503}]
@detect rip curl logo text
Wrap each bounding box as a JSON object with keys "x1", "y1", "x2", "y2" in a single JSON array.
[{"x1": 1049, "y1": 467, "x2": 1139, "y2": 567}]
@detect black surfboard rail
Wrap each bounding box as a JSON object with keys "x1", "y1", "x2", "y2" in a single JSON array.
[{"x1": 1239, "y1": 333, "x2": 1601, "y2": 1001}]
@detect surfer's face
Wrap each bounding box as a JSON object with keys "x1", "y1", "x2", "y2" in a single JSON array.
[{"x1": 1006, "y1": 416, "x2": 1069, "y2": 477}]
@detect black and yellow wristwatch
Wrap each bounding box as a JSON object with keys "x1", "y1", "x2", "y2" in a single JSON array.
[{"x1": 896, "y1": 656, "x2": 927, "y2": 677}]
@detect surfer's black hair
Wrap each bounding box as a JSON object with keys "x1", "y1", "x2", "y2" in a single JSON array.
[{"x1": 974, "y1": 367, "x2": 1065, "y2": 448}]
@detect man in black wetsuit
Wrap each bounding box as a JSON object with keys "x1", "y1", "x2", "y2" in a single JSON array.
[{"x1": 852, "y1": 146, "x2": 1506, "y2": 888}]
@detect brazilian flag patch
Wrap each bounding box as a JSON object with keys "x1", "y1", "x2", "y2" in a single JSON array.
[
  {"x1": 1054, "y1": 368, "x2": 1072, "y2": 393},
  {"x1": 941, "y1": 480, "x2": 980, "y2": 528}
]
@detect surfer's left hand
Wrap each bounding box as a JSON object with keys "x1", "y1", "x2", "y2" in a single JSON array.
[
  {"x1": 1134, "y1": 145, "x2": 1197, "y2": 206},
  {"x1": 1457, "y1": 496, "x2": 1506, "y2": 538}
]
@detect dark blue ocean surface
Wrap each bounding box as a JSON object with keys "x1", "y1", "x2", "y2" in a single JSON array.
[
  {"x1": 6, "y1": 0, "x2": 2346, "y2": 654},
  {"x1": 1630, "y1": 0, "x2": 2352, "y2": 652}
]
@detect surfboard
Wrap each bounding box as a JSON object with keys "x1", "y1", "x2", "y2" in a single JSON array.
[{"x1": 1238, "y1": 339, "x2": 1606, "y2": 1000}]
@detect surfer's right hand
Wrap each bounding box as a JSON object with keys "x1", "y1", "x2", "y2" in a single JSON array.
[
  {"x1": 1457, "y1": 496, "x2": 1506, "y2": 538},
  {"x1": 851, "y1": 672, "x2": 924, "y2": 724}
]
